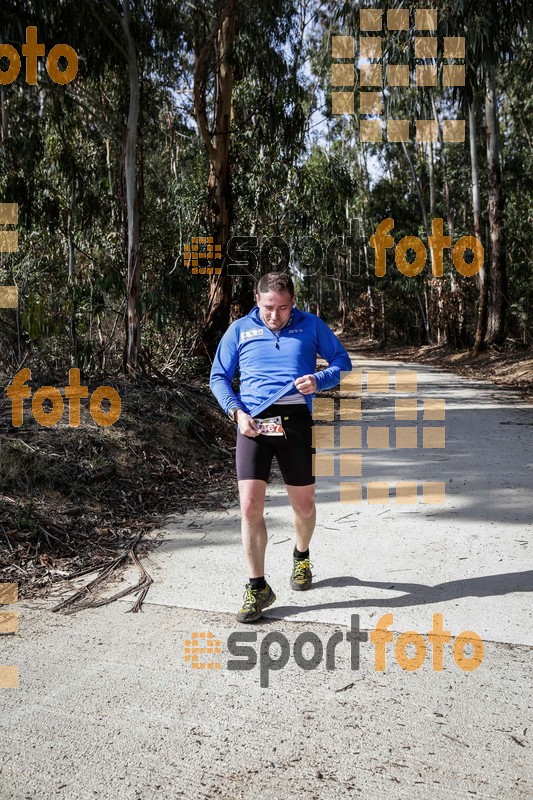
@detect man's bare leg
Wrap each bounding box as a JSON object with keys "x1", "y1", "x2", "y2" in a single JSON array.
[
  {"x1": 285, "y1": 483, "x2": 316, "y2": 551},
  {"x1": 285, "y1": 483, "x2": 316, "y2": 590},
  {"x1": 238, "y1": 478, "x2": 268, "y2": 577}
]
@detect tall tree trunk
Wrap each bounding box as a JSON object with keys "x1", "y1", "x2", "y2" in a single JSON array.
[
  {"x1": 427, "y1": 136, "x2": 443, "y2": 344},
  {"x1": 432, "y1": 94, "x2": 463, "y2": 346},
  {"x1": 380, "y1": 292, "x2": 386, "y2": 344},
  {"x1": 470, "y1": 99, "x2": 488, "y2": 353},
  {"x1": 401, "y1": 141, "x2": 430, "y2": 237},
  {"x1": 431, "y1": 95, "x2": 455, "y2": 241},
  {"x1": 105, "y1": 138, "x2": 116, "y2": 224},
  {"x1": 485, "y1": 70, "x2": 507, "y2": 345},
  {"x1": 400, "y1": 141, "x2": 432, "y2": 343},
  {"x1": 358, "y1": 152, "x2": 376, "y2": 339},
  {"x1": 360, "y1": 218, "x2": 376, "y2": 339},
  {"x1": 68, "y1": 181, "x2": 78, "y2": 366},
  {"x1": 68, "y1": 183, "x2": 76, "y2": 282},
  {"x1": 428, "y1": 141, "x2": 436, "y2": 217},
  {"x1": 337, "y1": 251, "x2": 348, "y2": 331},
  {"x1": 336, "y1": 198, "x2": 351, "y2": 331},
  {"x1": 0, "y1": 87, "x2": 8, "y2": 141},
  {"x1": 193, "y1": 0, "x2": 237, "y2": 357},
  {"x1": 122, "y1": 0, "x2": 141, "y2": 374}
]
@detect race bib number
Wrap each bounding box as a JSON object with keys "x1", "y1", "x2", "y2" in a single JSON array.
[{"x1": 254, "y1": 416, "x2": 284, "y2": 436}]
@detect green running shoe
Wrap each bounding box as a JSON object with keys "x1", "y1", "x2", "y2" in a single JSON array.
[
  {"x1": 236, "y1": 582, "x2": 276, "y2": 623},
  {"x1": 290, "y1": 556, "x2": 313, "y2": 591}
]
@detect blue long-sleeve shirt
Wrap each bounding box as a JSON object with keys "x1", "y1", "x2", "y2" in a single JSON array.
[{"x1": 210, "y1": 306, "x2": 352, "y2": 417}]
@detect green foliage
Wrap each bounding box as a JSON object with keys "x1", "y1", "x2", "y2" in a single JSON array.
[{"x1": 0, "y1": 0, "x2": 530, "y2": 369}]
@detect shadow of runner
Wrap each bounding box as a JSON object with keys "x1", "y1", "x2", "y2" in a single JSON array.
[{"x1": 266, "y1": 569, "x2": 533, "y2": 618}]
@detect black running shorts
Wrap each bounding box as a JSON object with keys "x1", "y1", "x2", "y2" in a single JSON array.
[{"x1": 236, "y1": 402, "x2": 315, "y2": 486}]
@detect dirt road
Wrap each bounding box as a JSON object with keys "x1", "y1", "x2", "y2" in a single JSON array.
[{"x1": 2, "y1": 357, "x2": 532, "y2": 799}]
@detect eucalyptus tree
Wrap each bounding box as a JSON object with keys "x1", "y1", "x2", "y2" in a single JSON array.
[
  {"x1": 440, "y1": 0, "x2": 531, "y2": 349},
  {"x1": 187, "y1": 0, "x2": 313, "y2": 354}
]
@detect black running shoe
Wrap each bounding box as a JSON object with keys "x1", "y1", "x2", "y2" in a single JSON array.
[
  {"x1": 236, "y1": 582, "x2": 276, "y2": 623},
  {"x1": 290, "y1": 556, "x2": 313, "y2": 591}
]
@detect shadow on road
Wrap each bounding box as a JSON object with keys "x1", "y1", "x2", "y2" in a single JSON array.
[{"x1": 267, "y1": 569, "x2": 533, "y2": 618}]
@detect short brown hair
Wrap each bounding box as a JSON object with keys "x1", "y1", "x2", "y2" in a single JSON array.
[{"x1": 256, "y1": 272, "x2": 295, "y2": 297}]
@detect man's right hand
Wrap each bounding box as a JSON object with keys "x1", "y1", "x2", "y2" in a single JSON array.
[{"x1": 237, "y1": 410, "x2": 261, "y2": 437}]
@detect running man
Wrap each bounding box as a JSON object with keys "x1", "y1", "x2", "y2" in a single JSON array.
[{"x1": 210, "y1": 272, "x2": 352, "y2": 622}]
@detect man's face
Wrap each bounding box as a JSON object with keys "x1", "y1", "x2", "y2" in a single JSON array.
[{"x1": 256, "y1": 290, "x2": 294, "y2": 331}]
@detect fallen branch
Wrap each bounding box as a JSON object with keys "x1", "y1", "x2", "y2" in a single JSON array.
[{"x1": 51, "y1": 530, "x2": 153, "y2": 614}]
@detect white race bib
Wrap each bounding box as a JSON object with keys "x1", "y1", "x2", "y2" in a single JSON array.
[{"x1": 254, "y1": 416, "x2": 284, "y2": 436}]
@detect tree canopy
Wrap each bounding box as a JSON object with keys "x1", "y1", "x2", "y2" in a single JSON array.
[{"x1": 0, "y1": 0, "x2": 531, "y2": 378}]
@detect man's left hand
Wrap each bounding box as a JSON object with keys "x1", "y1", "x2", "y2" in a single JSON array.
[{"x1": 294, "y1": 374, "x2": 317, "y2": 395}]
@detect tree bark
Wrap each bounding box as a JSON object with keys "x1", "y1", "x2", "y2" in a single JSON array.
[
  {"x1": 428, "y1": 142, "x2": 436, "y2": 217},
  {"x1": 485, "y1": 70, "x2": 507, "y2": 345},
  {"x1": 105, "y1": 138, "x2": 116, "y2": 224},
  {"x1": 122, "y1": 0, "x2": 141, "y2": 374},
  {"x1": 401, "y1": 141, "x2": 430, "y2": 238},
  {"x1": 0, "y1": 87, "x2": 8, "y2": 141},
  {"x1": 193, "y1": 0, "x2": 238, "y2": 357},
  {"x1": 470, "y1": 100, "x2": 488, "y2": 353},
  {"x1": 432, "y1": 94, "x2": 463, "y2": 346},
  {"x1": 360, "y1": 218, "x2": 375, "y2": 339},
  {"x1": 358, "y1": 152, "x2": 376, "y2": 338},
  {"x1": 68, "y1": 181, "x2": 79, "y2": 366},
  {"x1": 380, "y1": 291, "x2": 386, "y2": 345},
  {"x1": 400, "y1": 141, "x2": 432, "y2": 343}
]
